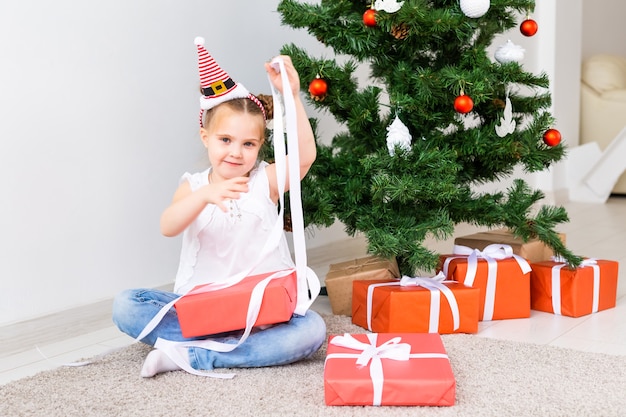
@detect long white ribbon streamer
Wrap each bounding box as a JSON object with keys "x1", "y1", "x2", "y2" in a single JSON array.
[
  {"x1": 268, "y1": 57, "x2": 320, "y2": 315},
  {"x1": 550, "y1": 257, "x2": 600, "y2": 315},
  {"x1": 365, "y1": 272, "x2": 460, "y2": 332},
  {"x1": 325, "y1": 333, "x2": 448, "y2": 406},
  {"x1": 442, "y1": 243, "x2": 531, "y2": 320}
]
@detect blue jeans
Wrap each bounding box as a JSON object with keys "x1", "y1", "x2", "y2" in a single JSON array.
[{"x1": 112, "y1": 288, "x2": 326, "y2": 370}]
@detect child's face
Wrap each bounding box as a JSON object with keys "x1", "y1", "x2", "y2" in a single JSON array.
[{"x1": 201, "y1": 106, "x2": 264, "y2": 181}]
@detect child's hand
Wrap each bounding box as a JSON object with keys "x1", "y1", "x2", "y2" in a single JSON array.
[
  {"x1": 208, "y1": 176, "x2": 249, "y2": 212},
  {"x1": 265, "y1": 55, "x2": 301, "y2": 97}
]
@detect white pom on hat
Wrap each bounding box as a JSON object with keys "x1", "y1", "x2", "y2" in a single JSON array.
[{"x1": 194, "y1": 36, "x2": 205, "y2": 46}]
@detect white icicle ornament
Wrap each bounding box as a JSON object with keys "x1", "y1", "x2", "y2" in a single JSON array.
[
  {"x1": 460, "y1": 0, "x2": 490, "y2": 18},
  {"x1": 494, "y1": 40, "x2": 525, "y2": 64},
  {"x1": 386, "y1": 115, "x2": 412, "y2": 156},
  {"x1": 495, "y1": 95, "x2": 516, "y2": 137}
]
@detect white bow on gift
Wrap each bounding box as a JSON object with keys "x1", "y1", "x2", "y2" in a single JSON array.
[
  {"x1": 329, "y1": 333, "x2": 411, "y2": 366},
  {"x1": 442, "y1": 243, "x2": 531, "y2": 320},
  {"x1": 550, "y1": 256, "x2": 600, "y2": 315},
  {"x1": 326, "y1": 333, "x2": 448, "y2": 406},
  {"x1": 366, "y1": 272, "x2": 460, "y2": 333}
]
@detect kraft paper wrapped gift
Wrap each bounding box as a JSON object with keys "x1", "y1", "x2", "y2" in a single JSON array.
[
  {"x1": 530, "y1": 258, "x2": 619, "y2": 317},
  {"x1": 174, "y1": 270, "x2": 297, "y2": 338},
  {"x1": 439, "y1": 244, "x2": 532, "y2": 321},
  {"x1": 325, "y1": 256, "x2": 400, "y2": 316},
  {"x1": 454, "y1": 229, "x2": 566, "y2": 263},
  {"x1": 352, "y1": 275, "x2": 479, "y2": 334},
  {"x1": 324, "y1": 333, "x2": 455, "y2": 406}
]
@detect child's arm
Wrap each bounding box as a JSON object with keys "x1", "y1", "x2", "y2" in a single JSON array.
[
  {"x1": 264, "y1": 56, "x2": 316, "y2": 203},
  {"x1": 160, "y1": 176, "x2": 249, "y2": 237}
]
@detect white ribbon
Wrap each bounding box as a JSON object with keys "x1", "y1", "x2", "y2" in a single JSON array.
[
  {"x1": 325, "y1": 333, "x2": 448, "y2": 406},
  {"x1": 268, "y1": 57, "x2": 320, "y2": 316},
  {"x1": 132, "y1": 57, "x2": 320, "y2": 377},
  {"x1": 365, "y1": 272, "x2": 460, "y2": 332},
  {"x1": 550, "y1": 257, "x2": 600, "y2": 315},
  {"x1": 442, "y1": 243, "x2": 531, "y2": 320}
]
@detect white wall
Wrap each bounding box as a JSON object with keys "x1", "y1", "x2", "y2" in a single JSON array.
[
  {"x1": 581, "y1": 0, "x2": 626, "y2": 60},
  {"x1": 529, "y1": 0, "x2": 583, "y2": 194},
  {"x1": 0, "y1": 0, "x2": 333, "y2": 325}
]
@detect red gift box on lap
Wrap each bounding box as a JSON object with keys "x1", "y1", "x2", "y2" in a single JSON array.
[
  {"x1": 324, "y1": 333, "x2": 456, "y2": 406},
  {"x1": 352, "y1": 275, "x2": 479, "y2": 334},
  {"x1": 530, "y1": 258, "x2": 619, "y2": 317},
  {"x1": 174, "y1": 270, "x2": 297, "y2": 338},
  {"x1": 439, "y1": 244, "x2": 532, "y2": 321}
]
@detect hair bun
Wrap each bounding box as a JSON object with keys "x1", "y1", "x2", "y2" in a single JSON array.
[{"x1": 256, "y1": 94, "x2": 274, "y2": 120}]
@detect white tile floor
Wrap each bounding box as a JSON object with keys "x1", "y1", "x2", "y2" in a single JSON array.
[{"x1": 1, "y1": 197, "x2": 625, "y2": 385}]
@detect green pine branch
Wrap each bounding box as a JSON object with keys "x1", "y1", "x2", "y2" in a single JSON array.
[{"x1": 276, "y1": 0, "x2": 582, "y2": 272}]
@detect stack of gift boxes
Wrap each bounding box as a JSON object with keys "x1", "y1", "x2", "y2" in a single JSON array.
[{"x1": 323, "y1": 229, "x2": 619, "y2": 406}]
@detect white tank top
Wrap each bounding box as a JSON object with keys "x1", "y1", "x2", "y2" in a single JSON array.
[{"x1": 173, "y1": 162, "x2": 295, "y2": 294}]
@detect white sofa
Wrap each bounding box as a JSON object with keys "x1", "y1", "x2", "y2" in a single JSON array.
[{"x1": 580, "y1": 54, "x2": 626, "y2": 194}]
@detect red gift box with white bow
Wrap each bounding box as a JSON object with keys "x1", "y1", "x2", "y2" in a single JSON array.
[
  {"x1": 351, "y1": 274, "x2": 479, "y2": 334},
  {"x1": 324, "y1": 333, "x2": 456, "y2": 406},
  {"x1": 439, "y1": 243, "x2": 532, "y2": 321},
  {"x1": 530, "y1": 258, "x2": 619, "y2": 317}
]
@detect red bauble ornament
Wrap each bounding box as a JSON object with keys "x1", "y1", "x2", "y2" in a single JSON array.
[
  {"x1": 454, "y1": 94, "x2": 474, "y2": 113},
  {"x1": 363, "y1": 9, "x2": 377, "y2": 27},
  {"x1": 308, "y1": 77, "x2": 328, "y2": 98},
  {"x1": 520, "y1": 19, "x2": 538, "y2": 37},
  {"x1": 543, "y1": 129, "x2": 562, "y2": 146}
]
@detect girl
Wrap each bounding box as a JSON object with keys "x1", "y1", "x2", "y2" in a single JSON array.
[{"x1": 112, "y1": 39, "x2": 326, "y2": 377}]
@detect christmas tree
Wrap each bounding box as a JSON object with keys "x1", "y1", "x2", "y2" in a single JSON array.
[{"x1": 276, "y1": 0, "x2": 581, "y2": 275}]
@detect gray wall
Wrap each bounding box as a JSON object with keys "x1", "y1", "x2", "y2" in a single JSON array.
[
  {"x1": 0, "y1": 0, "x2": 332, "y2": 325},
  {"x1": 582, "y1": 0, "x2": 626, "y2": 60}
]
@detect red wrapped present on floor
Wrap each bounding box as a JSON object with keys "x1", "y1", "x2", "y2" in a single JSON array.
[
  {"x1": 439, "y1": 244, "x2": 532, "y2": 321},
  {"x1": 174, "y1": 270, "x2": 297, "y2": 337},
  {"x1": 324, "y1": 333, "x2": 456, "y2": 406},
  {"x1": 352, "y1": 274, "x2": 479, "y2": 334},
  {"x1": 530, "y1": 258, "x2": 619, "y2": 317}
]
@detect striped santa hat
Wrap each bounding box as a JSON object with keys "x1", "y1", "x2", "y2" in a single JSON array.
[{"x1": 195, "y1": 37, "x2": 264, "y2": 126}]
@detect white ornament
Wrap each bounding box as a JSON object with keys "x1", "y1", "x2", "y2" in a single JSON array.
[
  {"x1": 460, "y1": 0, "x2": 490, "y2": 18},
  {"x1": 374, "y1": 0, "x2": 404, "y2": 13},
  {"x1": 495, "y1": 95, "x2": 516, "y2": 137},
  {"x1": 494, "y1": 40, "x2": 525, "y2": 64},
  {"x1": 386, "y1": 115, "x2": 412, "y2": 156}
]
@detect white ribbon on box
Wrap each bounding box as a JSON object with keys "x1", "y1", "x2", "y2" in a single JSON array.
[
  {"x1": 325, "y1": 333, "x2": 449, "y2": 406},
  {"x1": 365, "y1": 272, "x2": 460, "y2": 333},
  {"x1": 441, "y1": 244, "x2": 531, "y2": 320},
  {"x1": 550, "y1": 257, "x2": 600, "y2": 315}
]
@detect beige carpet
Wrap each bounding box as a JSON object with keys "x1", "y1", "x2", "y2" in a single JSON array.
[{"x1": 2, "y1": 314, "x2": 625, "y2": 417}]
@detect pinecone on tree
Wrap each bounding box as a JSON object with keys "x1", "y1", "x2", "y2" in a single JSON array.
[{"x1": 391, "y1": 23, "x2": 409, "y2": 40}]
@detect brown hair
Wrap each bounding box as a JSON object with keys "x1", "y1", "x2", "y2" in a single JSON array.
[{"x1": 201, "y1": 92, "x2": 274, "y2": 132}]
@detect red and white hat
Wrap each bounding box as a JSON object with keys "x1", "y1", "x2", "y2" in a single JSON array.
[{"x1": 195, "y1": 37, "x2": 266, "y2": 126}]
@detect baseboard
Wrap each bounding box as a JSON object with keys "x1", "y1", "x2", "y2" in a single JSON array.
[{"x1": 0, "y1": 283, "x2": 173, "y2": 358}]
